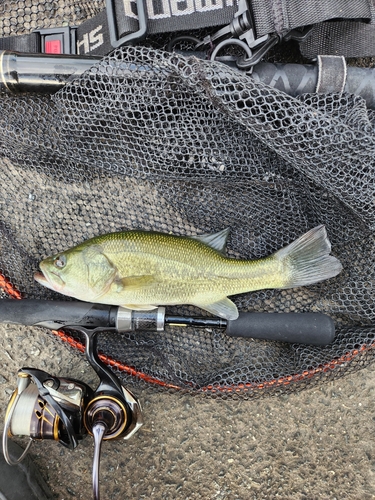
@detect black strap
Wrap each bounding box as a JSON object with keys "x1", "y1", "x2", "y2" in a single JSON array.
[
  {"x1": 250, "y1": 0, "x2": 373, "y2": 36},
  {"x1": 76, "y1": 1, "x2": 237, "y2": 54},
  {"x1": 300, "y1": 20, "x2": 375, "y2": 59},
  {"x1": 76, "y1": 10, "x2": 113, "y2": 56},
  {"x1": 0, "y1": 33, "x2": 41, "y2": 52},
  {"x1": 0, "y1": 0, "x2": 238, "y2": 56},
  {"x1": 1, "y1": 0, "x2": 375, "y2": 59}
]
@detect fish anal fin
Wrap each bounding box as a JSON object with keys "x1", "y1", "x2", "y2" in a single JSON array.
[
  {"x1": 120, "y1": 304, "x2": 158, "y2": 311},
  {"x1": 194, "y1": 297, "x2": 239, "y2": 320},
  {"x1": 192, "y1": 228, "x2": 230, "y2": 253}
]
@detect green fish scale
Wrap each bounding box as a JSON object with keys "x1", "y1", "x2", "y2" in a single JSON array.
[{"x1": 84, "y1": 231, "x2": 287, "y2": 305}]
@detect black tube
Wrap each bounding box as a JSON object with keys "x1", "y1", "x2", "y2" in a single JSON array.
[
  {"x1": 252, "y1": 62, "x2": 375, "y2": 109},
  {"x1": 251, "y1": 62, "x2": 317, "y2": 96},
  {"x1": 225, "y1": 312, "x2": 335, "y2": 346},
  {"x1": 0, "y1": 50, "x2": 101, "y2": 94},
  {"x1": 2, "y1": 51, "x2": 375, "y2": 109},
  {"x1": 0, "y1": 299, "x2": 117, "y2": 329}
]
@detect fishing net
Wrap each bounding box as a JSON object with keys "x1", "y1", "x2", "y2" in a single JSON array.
[{"x1": 0, "y1": 1, "x2": 374, "y2": 398}]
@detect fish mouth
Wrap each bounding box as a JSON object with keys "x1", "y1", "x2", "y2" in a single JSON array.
[
  {"x1": 34, "y1": 269, "x2": 65, "y2": 292},
  {"x1": 34, "y1": 271, "x2": 47, "y2": 284}
]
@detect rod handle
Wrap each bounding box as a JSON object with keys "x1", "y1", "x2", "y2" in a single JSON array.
[{"x1": 226, "y1": 312, "x2": 335, "y2": 346}]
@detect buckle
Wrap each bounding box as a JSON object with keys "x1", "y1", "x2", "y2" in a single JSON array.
[
  {"x1": 33, "y1": 27, "x2": 77, "y2": 54},
  {"x1": 236, "y1": 26, "x2": 314, "y2": 70},
  {"x1": 196, "y1": 0, "x2": 314, "y2": 71},
  {"x1": 236, "y1": 26, "x2": 313, "y2": 71},
  {"x1": 235, "y1": 32, "x2": 280, "y2": 69},
  {"x1": 106, "y1": 0, "x2": 147, "y2": 48},
  {"x1": 32, "y1": 0, "x2": 148, "y2": 56},
  {"x1": 196, "y1": 0, "x2": 269, "y2": 55}
]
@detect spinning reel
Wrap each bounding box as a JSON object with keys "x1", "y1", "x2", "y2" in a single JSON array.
[{"x1": 2, "y1": 327, "x2": 143, "y2": 500}]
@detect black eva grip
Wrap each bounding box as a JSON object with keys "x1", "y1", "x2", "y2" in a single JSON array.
[
  {"x1": 0, "y1": 300, "x2": 116, "y2": 330},
  {"x1": 225, "y1": 313, "x2": 335, "y2": 346}
]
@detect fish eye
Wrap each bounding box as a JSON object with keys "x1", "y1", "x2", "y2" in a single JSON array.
[{"x1": 54, "y1": 255, "x2": 67, "y2": 269}]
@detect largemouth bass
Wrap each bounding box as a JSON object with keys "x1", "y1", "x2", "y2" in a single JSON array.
[{"x1": 34, "y1": 226, "x2": 342, "y2": 320}]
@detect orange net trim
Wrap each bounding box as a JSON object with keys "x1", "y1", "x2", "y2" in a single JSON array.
[
  {"x1": 200, "y1": 342, "x2": 375, "y2": 393},
  {"x1": 1, "y1": 273, "x2": 373, "y2": 393},
  {"x1": 0, "y1": 275, "x2": 22, "y2": 299}
]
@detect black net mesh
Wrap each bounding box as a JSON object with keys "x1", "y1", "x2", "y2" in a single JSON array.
[
  {"x1": 0, "y1": 0, "x2": 103, "y2": 36},
  {"x1": 0, "y1": 3, "x2": 374, "y2": 398}
]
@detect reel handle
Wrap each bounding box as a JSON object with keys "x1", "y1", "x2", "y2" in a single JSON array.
[{"x1": 92, "y1": 423, "x2": 107, "y2": 500}]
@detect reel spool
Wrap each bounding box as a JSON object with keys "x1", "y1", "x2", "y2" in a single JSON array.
[{"x1": 2, "y1": 327, "x2": 143, "y2": 500}]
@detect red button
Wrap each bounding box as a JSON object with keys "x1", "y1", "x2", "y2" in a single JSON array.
[{"x1": 45, "y1": 39, "x2": 62, "y2": 54}]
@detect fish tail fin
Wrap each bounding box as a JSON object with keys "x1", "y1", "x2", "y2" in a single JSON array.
[{"x1": 274, "y1": 225, "x2": 342, "y2": 288}]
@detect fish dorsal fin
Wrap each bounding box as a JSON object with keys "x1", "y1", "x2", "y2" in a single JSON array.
[
  {"x1": 192, "y1": 228, "x2": 230, "y2": 253},
  {"x1": 193, "y1": 297, "x2": 239, "y2": 320}
]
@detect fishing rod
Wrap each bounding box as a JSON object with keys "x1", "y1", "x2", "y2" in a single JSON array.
[
  {"x1": 0, "y1": 299, "x2": 335, "y2": 346},
  {"x1": 1, "y1": 299, "x2": 334, "y2": 498},
  {"x1": 0, "y1": 295, "x2": 342, "y2": 500},
  {"x1": 1, "y1": 50, "x2": 375, "y2": 110}
]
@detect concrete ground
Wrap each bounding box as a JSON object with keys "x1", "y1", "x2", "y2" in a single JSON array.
[{"x1": 0, "y1": 324, "x2": 374, "y2": 500}]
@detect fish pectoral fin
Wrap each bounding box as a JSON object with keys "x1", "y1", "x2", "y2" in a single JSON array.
[
  {"x1": 121, "y1": 304, "x2": 158, "y2": 311},
  {"x1": 114, "y1": 275, "x2": 157, "y2": 292},
  {"x1": 192, "y1": 228, "x2": 230, "y2": 253},
  {"x1": 194, "y1": 297, "x2": 239, "y2": 320},
  {"x1": 81, "y1": 245, "x2": 118, "y2": 294}
]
